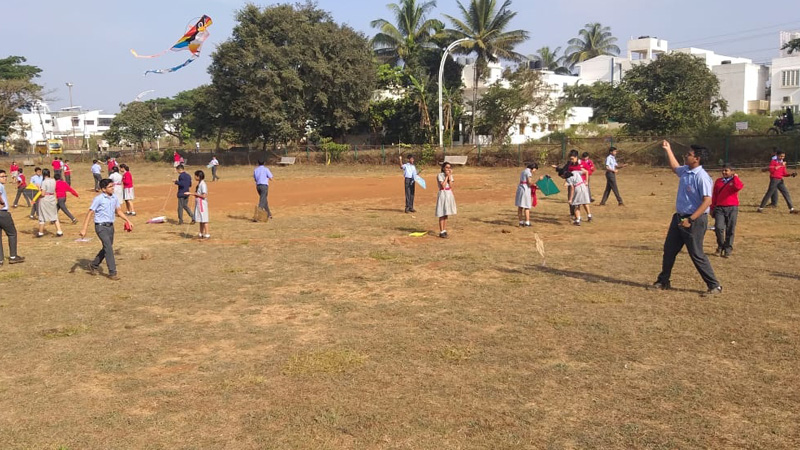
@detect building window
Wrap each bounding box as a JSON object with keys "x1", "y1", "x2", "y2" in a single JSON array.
[
  {"x1": 98, "y1": 118, "x2": 112, "y2": 127},
  {"x1": 45, "y1": 120, "x2": 51, "y2": 124},
  {"x1": 85, "y1": 120, "x2": 95, "y2": 125},
  {"x1": 782, "y1": 70, "x2": 800, "y2": 87},
  {"x1": 71, "y1": 117, "x2": 80, "y2": 127}
]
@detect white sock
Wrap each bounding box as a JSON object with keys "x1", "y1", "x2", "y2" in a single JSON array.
[
  {"x1": 525, "y1": 221, "x2": 530, "y2": 226},
  {"x1": 588, "y1": 214, "x2": 592, "y2": 218}
]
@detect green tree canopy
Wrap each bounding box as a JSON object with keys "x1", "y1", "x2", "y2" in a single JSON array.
[
  {"x1": 781, "y1": 38, "x2": 800, "y2": 54},
  {"x1": 209, "y1": 2, "x2": 376, "y2": 146},
  {"x1": 615, "y1": 52, "x2": 727, "y2": 134},
  {"x1": 104, "y1": 101, "x2": 163, "y2": 150},
  {"x1": 370, "y1": 0, "x2": 444, "y2": 70},
  {"x1": 147, "y1": 88, "x2": 205, "y2": 144},
  {"x1": 0, "y1": 56, "x2": 42, "y2": 140},
  {"x1": 474, "y1": 66, "x2": 553, "y2": 143},
  {"x1": 565, "y1": 23, "x2": 620, "y2": 65}
]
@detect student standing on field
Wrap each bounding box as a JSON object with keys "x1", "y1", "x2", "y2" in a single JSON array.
[
  {"x1": 109, "y1": 166, "x2": 123, "y2": 207},
  {"x1": 561, "y1": 166, "x2": 591, "y2": 225},
  {"x1": 36, "y1": 169, "x2": 63, "y2": 238},
  {"x1": 175, "y1": 164, "x2": 194, "y2": 224},
  {"x1": 120, "y1": 164, "x2": 136, "y2": 216},
  {"x1": 91, "y1": 160, "x2": 102, "y2": 191},
  {"x1": 79, "y1": 179, "x2": 133, "y2": 281},
  {"x1": 54, "y1": 173, "x2": 79, "y2": 224},
  {"x1": 0, "y1": 170, "x2": 25, "y2": 266},
  {"x1": 186, "y1": 170, "x2": 210, "y2": 238},
  {"x1": 51, "y1": 157, "x2": 63, "y2": 180},
  {"x1": 436, "y1": 162, "x2": 456, "y2": 238},
  {"x1": 63, "y1": 160, "x2": 72, "y2": 186},
  {"x1": 12, "y1": 168, "x2": 29, "y2": 208},
  {"x1": 28, "y1": 167, "x2": 43, "y2": 219},
  {"x1": 600, "y1": 147, "x2": 625, "y2": 206},
  {"x1": 209, "y1": 155, "x2": 220, "y2": 181},
  {"x1": 581, "y1": 152, "x2": 596, "y2": 202},
  {"x1": 253, "y1": 160, "x2": 274, "y2": 220},
  {"x1": 9, "y1": 161, "x2": 19, "y2": 180},
  {"x1": 515, "y1": 163, "x2": 540, "y2": 227},
  {"x1": 400, "y1": 154, "x2": 418, "y2": 213},
  {"x1": 757, "y1": 150, "x2": 798, "y2": 214},
  {"x1": 710, "y1": 165, "x2": 743, "y2": 258},
  {"x1": 652, "y1": 141, "x2": 722, "y2": 296}
]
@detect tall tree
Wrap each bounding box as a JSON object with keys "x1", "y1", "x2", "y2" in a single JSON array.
[
  {"x1": 209, "y1": 3, "x2": 376, "y2": 147},
  {"x1": 444, "y1": 0, "x2": 529, "y2": 142},
  {"x1": 0, "y1": 56, "x2": 42, "y2": 140},
  {"x1": 473, "y1": 66, "x2": 553, "y2": 143},
  {"x1": 527, "y1": 46, "x2": 572, "y2": 75},
  {"x1": 565, "y1": 23, "x2": 620, "y2": 65},
  {"x1": 615, "y1": 52, "x2": 727, "y2": 134},
  {"x1": 104, "y1": 102, "x2": 163, "y2": 150},
  {"x1": 147, "y1": 88, "x2": 204, "y2": 144},
  {"x1": 370, "y1": 0, "x2": 443, "y2": 70},
  {"x1": 782, "y1": 37, "x2": 800, "y2": 54}
]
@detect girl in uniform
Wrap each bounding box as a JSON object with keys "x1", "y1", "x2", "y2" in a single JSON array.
[
  {"x1": 435, "y1": 162, "x2": 457, "y2": 238},
  {"x1": 561, "y1": 167, "x2": 591, "y2": 226},
  {"x1": 515, "y1": 162, "x2": 540, "y2": 227},
  {"x1": 187, "y1": 170, "x2": 210, "y2": 239},
  {"x1": 109, "y1": 166, "x2": 123, "y2": 206},
  {"x1": 120, "y1": 164, "x2": 136, "y2": 216},
  {"x1": 37, "y1": 169, "x2": 63, "y2": 237}
]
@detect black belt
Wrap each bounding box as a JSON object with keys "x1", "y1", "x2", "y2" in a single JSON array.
[{"x1": 96, "y1": 222, "x2": 114, "y2": 227}]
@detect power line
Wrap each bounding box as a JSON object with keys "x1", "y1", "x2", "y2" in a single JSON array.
[{"x1": 669, "y1": 19, "x2": 800, "y2": 46}]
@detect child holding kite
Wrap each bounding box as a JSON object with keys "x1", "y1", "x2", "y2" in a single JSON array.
[{"x1": 436, "y1": 162, "x2": 457, "y2": 238}]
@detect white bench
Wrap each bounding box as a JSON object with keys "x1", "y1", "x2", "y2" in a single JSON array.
[
  {"x1": 444, "y1": 155, "x2": 468, "y2": 165},
  {"x1": 23, "y1": 159, "x2": 35, "y2": 167},
  {"x1": 278, "y1": 156, "x2": 296, "y2": 165}
]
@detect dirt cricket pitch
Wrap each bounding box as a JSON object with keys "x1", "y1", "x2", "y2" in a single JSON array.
[{"x1": 1, "y1": 162, "x2": 799, "y2": 449}]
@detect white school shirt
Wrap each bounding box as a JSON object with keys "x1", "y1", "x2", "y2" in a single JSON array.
[
  {"x1": 402, "y1": 163, "x2": 417, "y2": 179},
  {"x1": 605, "y1": 154, "x2": 618, "y2": 171}
]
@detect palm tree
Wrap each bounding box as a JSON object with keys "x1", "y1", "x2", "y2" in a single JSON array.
[
  {"x1": 444, "y1": 0, "x2": 529, "y2": 142},
  {"x1": 527, "y1": 46, "x2": 572, "y2": 75},
  {"x1": 408, "y1": 74, "x2": 433, "y2": 142},
  {"x1": 370, "y1": 0, "x2": 444, "y2": 68},
  {"x1": 782, "y1": 38, "x2": 800, "y2": 54},
  {"x1": 565, "y1": 22, "x2": 620, "y2": 66}
]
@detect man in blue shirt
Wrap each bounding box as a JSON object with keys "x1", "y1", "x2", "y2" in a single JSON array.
[
  {"x1": 399, "y1": 154, "x2": 417, "y2": 213},
  {"x1": 91, "y1": 159, "x2": 103, "y2": 192},
  {"x1": 79, "y1": 179, "x2": 132, "y2": 280},
  {"x1": 0, "y1": 170, "x2": 25, "y2": 266},
  {"x1": 652, "y1": 141, "x2": 721, "y2": 296},
  {"x1": 28, "y1": 167, "x2": 43, "y2": 219},
  {"x1": 600, "y1": 146, "x2": 625, "y2": 206},
  {"x1": 253, "y1": 160, "x2": 274, "y2": 220},
  {"x1": 174, "y1": 164, "x2": 193, "y2": 224}
]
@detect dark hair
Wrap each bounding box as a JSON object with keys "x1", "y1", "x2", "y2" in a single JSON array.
[
  {"x1": 111, "y1": 166, "x2": 120, "y2": 173},
  {"x1": 34, "y1": 167, "x2": 41, "y2": 172},
  {"x1": 120, "y1": 164, "x2": 129, "y2": 171},
  {"x1": 42, "y1": 168, "x2": 50, "y2": 177},
  {"x1": 689, "y1": 145, "x2": 710, "y2": 164},
  {"x1": 18, "y1": 168, "x2": 23, "y2": 174},
  {"x1": 407, "y1": 154, "x2": 415, "y2": 159},
  {"x1": 0, "y1": 169, "x2": 5, "y2": 175},
  {"x1": 526, "y1": 162, "x2": 538, "y2": 170},
  {"x1": 54, "y1": 173, "x2": 62, "y2": 181},
  {"x1": 776, "y1": 150, "x2": 786, "y2": 156},
  {"x1": 64, "y1": 160, "x2": 69, "y2": 163},
  {"x1": 581, "y1": 152, "x2": 590, "y2": 158},
  {"x1": 257, "y1": 160, "x2": 265, "y2": 166},
  {"x1": 557, "y1": 167, "x2": 571, "y2": 179},
  {"x1": 92, "y1": 159, "x2": 98, "y2": 164},
  {"x1": 609, "y1": 147, "x2": 617, "y2": 153},
  {"x1": 176, "y1": 164, "x2": 185, "y2": 170},
  {"x1": 568, "y1": 149, "x2": 579, "y2": 158},
  {"x1": 440, "y1": 162, "x2": 451, "y2": 172},
  {"x1": 194, "y1": 170, "x2": 205, "y2": 180},
  {"x1": 99, "y1": 179, "x2": 113, "y2": 189}
]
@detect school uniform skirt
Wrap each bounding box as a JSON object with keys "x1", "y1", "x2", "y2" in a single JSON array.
[
  {"x1": 123, "y1": 188, "x2": 135, "y2": 200},
  {"x1": 571, "y1": 184, "x2": 591, "y2": 205},
  {"x1": 194, "y1": 199, "x2": 209, "y2": 223},
  {"x1": 38, "y1": 195, "x2": 58, "y2": 222},
  {"x1": 436, "y1": 189, "x2": 457, "y2": 217},
  {"x1": 515, "y1": 184, "x2": 532, "y2": 208}
]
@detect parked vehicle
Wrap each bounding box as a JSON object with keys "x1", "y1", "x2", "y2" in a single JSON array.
[{"x1": 35, "y1": 138, "x2": 64, "y2": 155}]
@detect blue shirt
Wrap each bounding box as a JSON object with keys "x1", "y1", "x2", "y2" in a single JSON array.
[
  {"x1": 675, "y1": 165, "x2": 713, "y2": 215},
  {"x1": 605, "y1": 154, "x2": 618, "y2": 171},
  {"x1": 175, "y1": 172, "x2": 192, "y2": 197},
  {"x1": 254, "y1": 165, "x2": 273, "y2": 185},
  {"x1": 402, "y1": 163, "x2": 417, "y2": 179},
  {"x1": 31, "y1": 174, "x2": 43, "y2": 187},
  {"x1": 89, "y1": 193, "x2": 120, "y2": 223},
  {"x1": 0, "y1": 183, "x2": 8, "y2": 211},
  {"x1": 91, "y1": 163, "x2": 102, "y2": 174}
]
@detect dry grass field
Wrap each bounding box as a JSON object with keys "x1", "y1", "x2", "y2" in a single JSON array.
[{"x1": 1, "y1": 161, "x2": 799, "y2": 449}]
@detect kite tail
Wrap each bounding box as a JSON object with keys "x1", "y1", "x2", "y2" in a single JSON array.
[
  {"x1": 130, "y1": 48, "x2": 170, "y2": 59},
  {"x1": 144, "y1": 55, "x2": 198, "y2": 76}
]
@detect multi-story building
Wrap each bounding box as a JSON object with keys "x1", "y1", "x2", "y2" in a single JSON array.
[
  {"x1": 12, "y1": 101, "x2": 115, "y2": 146},
  {"x1": 770, "y1": 31, "x2": 800, "y2": 115}
]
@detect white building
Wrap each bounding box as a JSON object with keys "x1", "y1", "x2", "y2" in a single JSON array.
[
  {"x1": 460, "y1": 60, "x2": 593, "y2": 144},
  {"x1": 574, "y1": 37, "x2": 770, "y2": 115},
  {"x1": 770, "y1": 31, "x2": 800, "y2": 115},
  {"x1": 12, "y1": 101, "x2": 115, "y2": 145}
]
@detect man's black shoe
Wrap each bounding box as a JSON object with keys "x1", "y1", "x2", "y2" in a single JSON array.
[
  {"x1": 701, "y1": 286, "x2": 723, "y2": 297},
  {"x1": 649, "y1": 281, "x2": 671, "y2": 290}
]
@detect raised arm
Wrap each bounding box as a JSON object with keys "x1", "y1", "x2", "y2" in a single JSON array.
[{"x1": 661, "y1": 140, "x2": 681, "y2": 173}]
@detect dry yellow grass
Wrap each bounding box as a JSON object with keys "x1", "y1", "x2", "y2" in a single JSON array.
[{"x1": 0, "y1": 161, "x2": 799, "y2": 449}]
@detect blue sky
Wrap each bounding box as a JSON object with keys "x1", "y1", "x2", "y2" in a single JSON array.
[{"x1": 3, "y1": 0, "x2": 798, "y2": 113}]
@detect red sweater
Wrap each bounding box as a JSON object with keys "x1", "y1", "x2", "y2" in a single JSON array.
[
  {"x1": 711, "y1": 176, "x2": 744, "y2": 208},
  {"x1": 122, "y1": 171, "x2": 134, "y2": 188},
  {"x1": 55, "y1": 180, "x2": 79, "y2": 199},
  {"x1": 769, "y1": 159, "x2": 790, "y2": 179}
]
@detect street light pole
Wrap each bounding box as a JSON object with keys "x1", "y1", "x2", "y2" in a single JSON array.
[
  {"x1": 439, "y1": 38, "x2": 469, "y2": 148},
  {"x1": 66, "y1": 82, "x2": 75, "y2": 142}
]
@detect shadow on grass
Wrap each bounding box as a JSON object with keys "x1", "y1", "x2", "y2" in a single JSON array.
[
  {"x1": 68, "y1": 258, "x2": 96, "y2": 274},
  {"x1": 227, "y1": 213, "x2": 257, "y2": 222},
  {"x1": 500, "y1": 265, "x2": 703, "y2": 294},
  {"x1": 471, "y1": 212, "x2": 563, "y2": 226},
  {"x1": 366, "y1": 208, "x2": 404, "y2": 213},
  {"x1": 769, "y1": 271, "x2": 800, "y2": 281},
  {"x1": 395, "y1": 227, "x2": 431, "y2": 234}
]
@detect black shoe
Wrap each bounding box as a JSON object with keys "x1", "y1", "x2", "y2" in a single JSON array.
[
  {"x1": 722, "y1": 249, "x2": 730, "y2": 258},
  {"x1": 404, "y1": 208, "x2": 409, "y2": 213},
  {"x1": 88, "y1": 265, "x2": 99, "y2": 276},
  {"x1": 178, "y1": 221, "x2": 184, "y2": 225},
  {"x1": 586, "y1": 216, "x2": 593, "y2": 222},
  {"x1": 702, "y1": 286, "x2": 723, "y2": 297},
  {"x1": 409, "y1": 209, "x2": 416, "y2": 213},
  {"x1": 8, "y1": 256, "x2": 25, "y2": 264},
  {"x1": 598, "y1": 203, "x2": 606, "y2": 206},
  {"x1": 618, "y1": 203, "x2": 625, "y2": 206},
  {"x1": 649, "y1": 281, "x2": 671, "y2": 290},
  {"x1": 715, "y1": 247, "x2": 722, "y2": 256},
  {"x1": 190, "y1": 221, "x2": 196, "y2": 225}
]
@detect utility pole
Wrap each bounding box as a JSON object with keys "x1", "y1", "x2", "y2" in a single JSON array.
[{"x1": 66, "y1": 82, "x2": 75, "y2": 144}]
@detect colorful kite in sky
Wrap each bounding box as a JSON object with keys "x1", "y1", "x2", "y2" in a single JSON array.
[{"x1": 131, "y1": 15, "x2": 212, "y2": 75}]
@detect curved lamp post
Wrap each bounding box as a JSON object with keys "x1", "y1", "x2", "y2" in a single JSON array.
[{"x1": 438, "y1": 38, "x2": 469, "y2": 148}]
